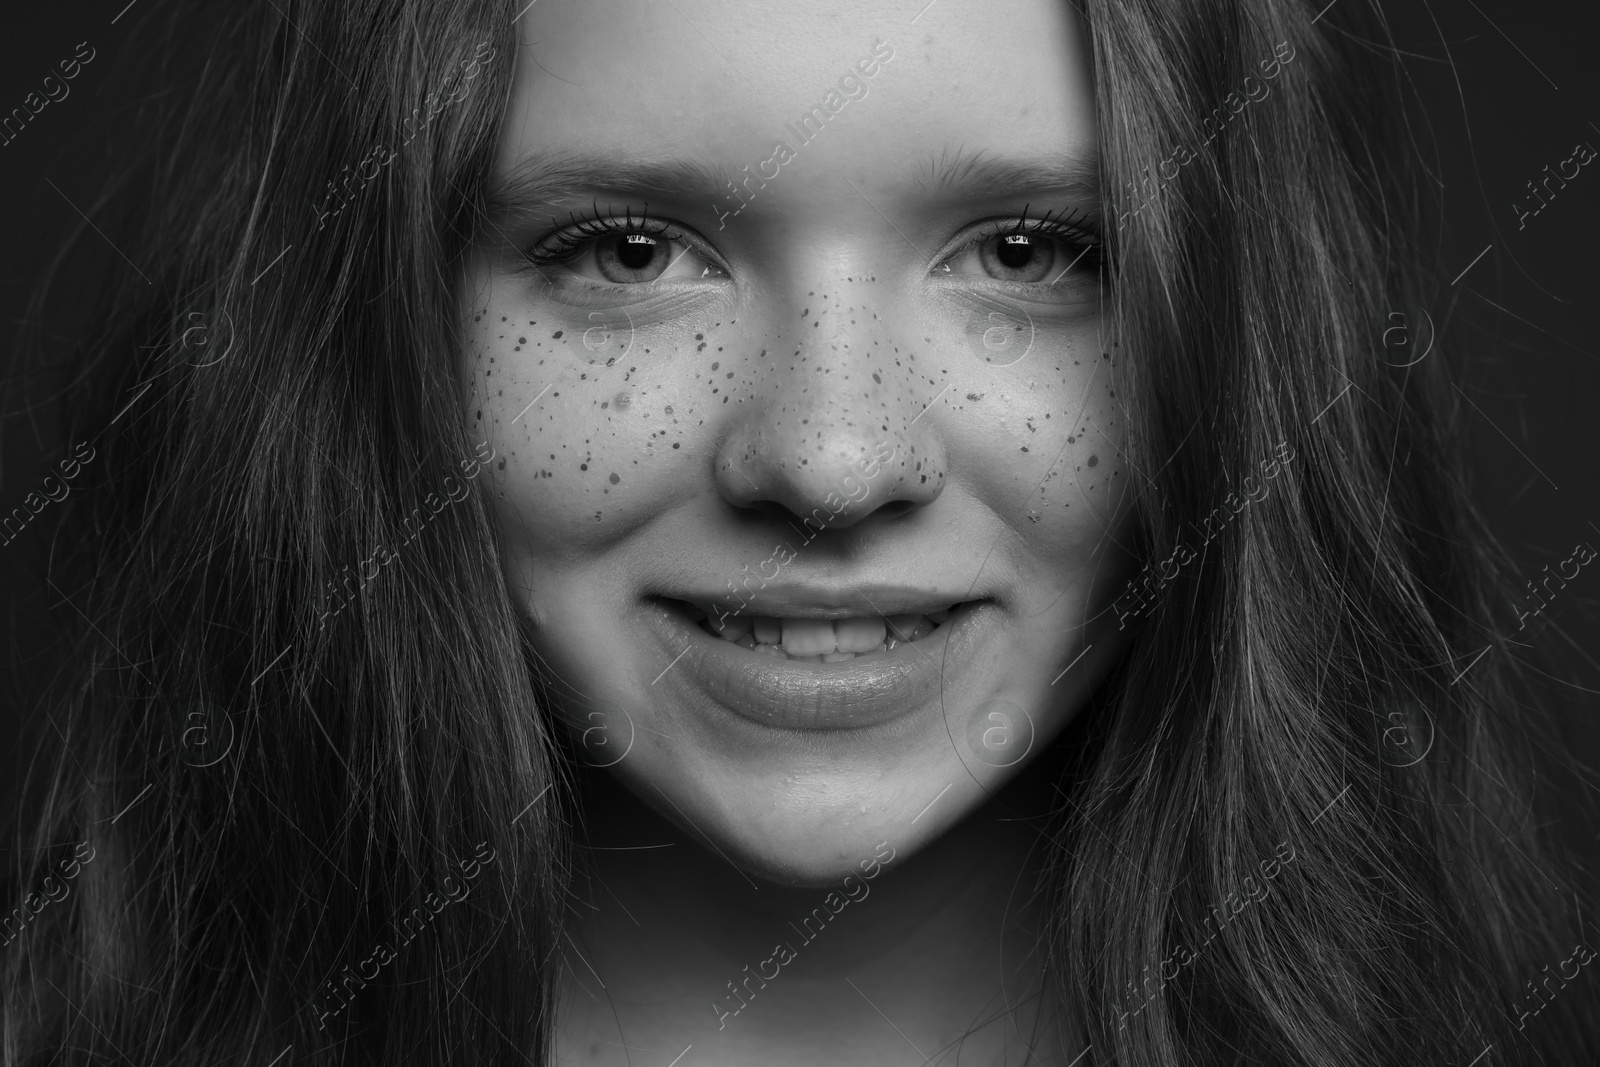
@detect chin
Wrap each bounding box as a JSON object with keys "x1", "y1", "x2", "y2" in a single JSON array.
[{"x1": 541, "y1": 586, "x2": 1130, "y2": 887}]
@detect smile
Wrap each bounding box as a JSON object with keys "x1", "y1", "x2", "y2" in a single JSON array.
[
  {"x1": 685, "y1": 601, "x2": 954, "y2": 662},
  {"x1": 647, "y1": 594, "x2": 989, "y2": 731}
]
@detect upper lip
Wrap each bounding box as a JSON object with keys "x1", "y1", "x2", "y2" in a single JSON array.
[{"x1": 666, "y1": 584, "x2": 979, "y2": 619}]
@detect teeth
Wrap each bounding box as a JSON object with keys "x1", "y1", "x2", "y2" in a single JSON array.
[
  {"x1": 781, "y1": 618, "x2": 837, "y2": 657},
  {"x1": 885, "y1": 614, "x2": 922, "y2": 641},
  {"x1": 835, "y1": 616, "x2": 886, "y2": 653},
  {"x1": 712, "y1": 613, "x2": 754, "y2": 641},
  {"x1": 695, "y1": 604, "x2": 959, "y2": 661}
]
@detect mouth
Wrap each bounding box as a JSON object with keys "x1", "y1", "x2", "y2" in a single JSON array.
[
  {"x1": 682, "y1": 600, "x2": 955, "y2": 662},
  {"x1": 646, "y1": 594, "x2": 989, "y2": 731}
]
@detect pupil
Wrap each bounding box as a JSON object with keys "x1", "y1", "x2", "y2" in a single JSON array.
[
  {"x1": 616, "y1": 234, "x2": 658, "y2": 271},
  {"x1": 997, "y1": 235, "x2": 1035, "y2": 269}
]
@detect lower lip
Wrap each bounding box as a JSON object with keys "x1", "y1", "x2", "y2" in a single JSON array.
[{"x1": 647, "y1": 601, "x2": 976, "y2": 731}]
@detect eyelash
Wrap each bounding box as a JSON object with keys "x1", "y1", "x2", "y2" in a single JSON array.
[
  {"x1": 513, "y1": 204, "x2": 1104, "y2": 277},
  {"x1": 518, "y1": 205, "x2": 688, "y2": 271},
  {"x1": 953, "y1": 206, "x2": 1104, "y2": 272}
]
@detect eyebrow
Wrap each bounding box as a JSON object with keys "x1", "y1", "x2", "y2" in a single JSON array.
[
  {"x1": 914, "y1": 145, "x2": 1102, "y2": 207},
  {"x1": 484, "y1": 152, "x2": 738, "y2": 225},
  {"x1": 482, "y1": 144, "x2": 1104, "y2": 228}
]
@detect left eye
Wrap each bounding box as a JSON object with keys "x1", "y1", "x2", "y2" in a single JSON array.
[
  {"x1": 594, "y1": 233, "x2": 681, "y2": 282},
  {"x1": 535, "y1": 230, "x2": 724, "y2": 284},
  {"x1": 938, "y1": 230, "x2": 1097, "y2": 284}
]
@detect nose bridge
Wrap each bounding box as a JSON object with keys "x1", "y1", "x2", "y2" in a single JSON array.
[{"x1": 716, "y1": 279, "x2": 946, "y2": 527}]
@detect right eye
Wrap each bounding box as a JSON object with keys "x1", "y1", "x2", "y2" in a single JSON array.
[{"x1": 523, "y1": 213, "x2": 728, "y2": 286}]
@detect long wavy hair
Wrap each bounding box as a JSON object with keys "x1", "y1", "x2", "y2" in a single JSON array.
[{"x1": 3, "y1": 0, "x2": 1594, "y2": 1064}]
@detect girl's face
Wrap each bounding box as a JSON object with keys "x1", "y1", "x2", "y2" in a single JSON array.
[{"x1": 459, "y1": 0, "x2": 1135, "y2": 884}]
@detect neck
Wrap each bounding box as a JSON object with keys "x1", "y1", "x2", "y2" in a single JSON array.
[{"x1": 556, "y1": 750, "x2": 1082, "y2": 1066}]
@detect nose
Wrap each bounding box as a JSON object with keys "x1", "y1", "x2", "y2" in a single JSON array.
[{"x1": 714, "y1": 286, "x2": 947, "y2": 530}]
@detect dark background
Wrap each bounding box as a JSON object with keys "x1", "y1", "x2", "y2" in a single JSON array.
[{"x1": 2, "y1": 1, "x2": 1596, "y2": 879}]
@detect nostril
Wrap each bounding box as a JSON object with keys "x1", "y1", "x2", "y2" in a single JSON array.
[
  {"x1": 874, "y1": 499, "x2": 917, "y2": 520},
  {"x1": 739, "y1": 500, "x2": 797, "y2": 525}
]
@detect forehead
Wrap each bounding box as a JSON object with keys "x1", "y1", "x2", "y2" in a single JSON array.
[{"x1": 498, "y1": 0, "x2": 1096, "y2": 209}]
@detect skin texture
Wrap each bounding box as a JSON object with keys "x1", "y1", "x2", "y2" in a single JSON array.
[{"x1": 456, "y1": 0, "x2": 1134, "y2": 1061}]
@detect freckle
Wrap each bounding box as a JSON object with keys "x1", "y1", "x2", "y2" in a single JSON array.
[
  {"x1": 672, "y1": 442, "x2": 680, "y2": 449},
  {"x1": 552, "y1": 331, "x2": 563, "y2": 339},
  {"x1": 580, "y1": 463, "x2": 588, "y2": 471},
  {"x1": 518, "y1": 337, "x2": 526, "y2": 344},
  {"x1": 1088, "y1": 455, "x2": 1099, "y2": 467},
  {"x1": 609, "y1": 473, "x2": 620, "y2": 484},
  {"x1": 1067, "y1": 435, "x2": 1075, "y2": 443}
]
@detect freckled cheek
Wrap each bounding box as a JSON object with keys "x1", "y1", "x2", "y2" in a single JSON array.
[
  {"x1": 468, "y1": 343, "x2": 708, "y2": 543},
  {"x1": 973, "y1": 328, "x2": 1129, "y2": 542},
  {"x1": 483, "y1": 420, "x2": 667, "y2": 543}
]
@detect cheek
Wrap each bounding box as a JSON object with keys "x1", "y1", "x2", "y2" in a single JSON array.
[
  {"x1": 1030, "y1": 343, "x2": 1130, "y2": 536},
  {"x1": 939, "y1": 311, "x2": 1131, "y2": 548},
  {"x1": 458, "y1": 275, "x2": 754, "y2": 557},
  {"x1": 465, "y1": 308, "x2": 676, "y2": 544}
]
